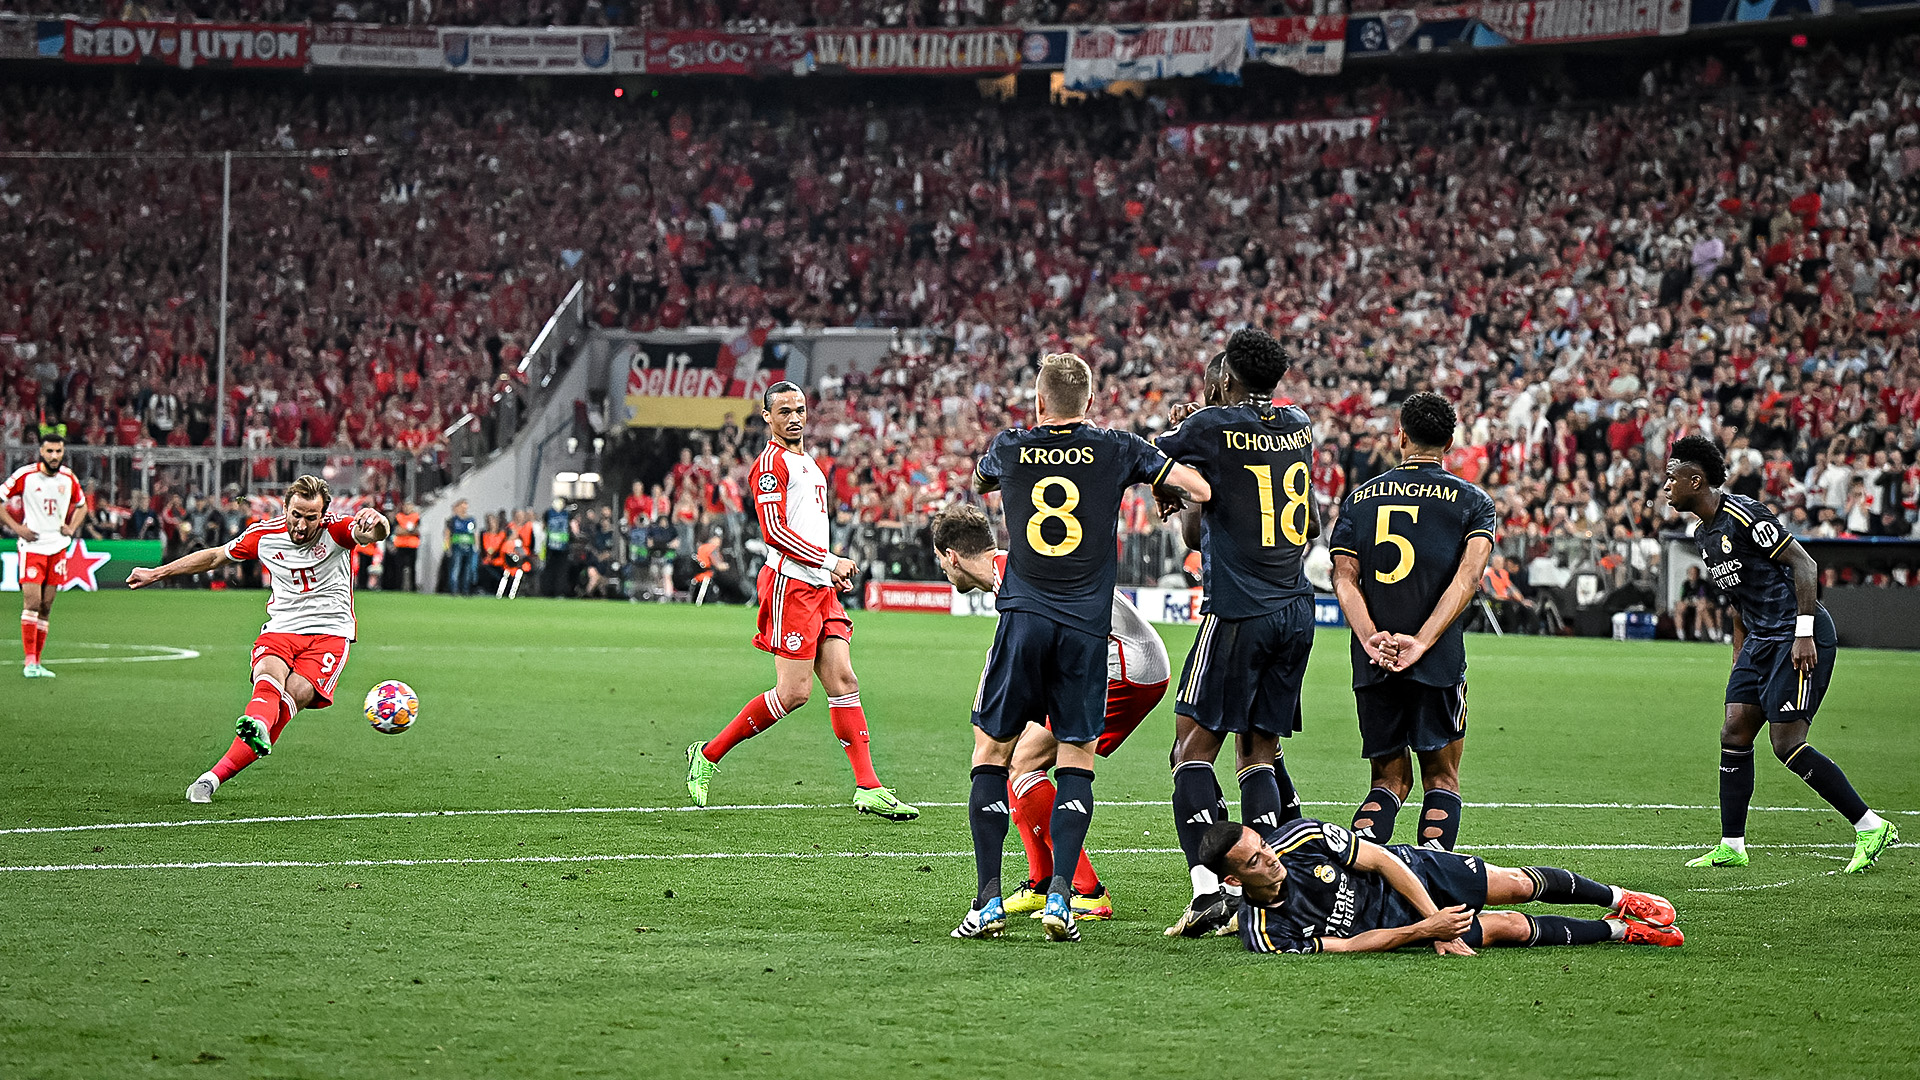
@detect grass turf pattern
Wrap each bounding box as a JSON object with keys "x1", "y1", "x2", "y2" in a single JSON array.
[{"x1": 2, "y1": 591, "x2": 1916, "y2": 1078}]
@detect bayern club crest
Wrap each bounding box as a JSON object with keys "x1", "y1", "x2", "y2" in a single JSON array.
[{"x1": 783, "y1": 631, "x2": 804, "y2": 652}]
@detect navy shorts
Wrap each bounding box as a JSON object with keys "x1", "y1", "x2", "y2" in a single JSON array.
[
  {"x1": 1354, "y1": 677, "x2": 1467, "y2": 758},
  {"x1": 1174, "y1": 595, "x2": 1313, "y2": 737},
  {"x1": 1727, "y1": 610, "x2": 1837, "y2": 724},
  {"x1": 972, "y1": 611, "x2": 1108, "y2": 745},
  {"x1": 1383, "y1": 846, "x2": 1491, "y2": 945}
]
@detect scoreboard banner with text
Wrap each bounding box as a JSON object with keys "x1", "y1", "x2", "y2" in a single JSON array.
[{"x1": 1, "y1": 539, "x2": 158, "y2": 591}]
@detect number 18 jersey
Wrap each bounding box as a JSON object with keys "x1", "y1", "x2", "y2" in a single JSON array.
[
  {"x1": 974, "y1": 422, "x2": 1172, "y2": 638},
  {"x1": 1155, "y1": 402, "x2": 1316, "y2": 619}
]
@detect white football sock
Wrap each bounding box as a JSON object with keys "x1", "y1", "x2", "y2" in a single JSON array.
[
  {"x1": 1722, "y1": 836, "x2": 1747, "y2": 854},
  {"x1": 1190, "y1": 865, "x2": 1219, "y2": 898},
  {"x1": 1855, "y1": 810, "x2": 1886, "y2": 831}
]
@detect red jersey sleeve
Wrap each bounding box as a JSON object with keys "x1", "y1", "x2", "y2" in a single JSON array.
[
  {"x1": 326, "y1": 516, "x2": 358, "y2": 546},
  {"x1": 754, "y1": 452, "x2": 833, "y2": 568},
  {"x1": 225, "y1": 524, "x2": 264, "y2": 562},
  {"x1": 1, "y1": 467, "x2": 26, "y2": 500}
]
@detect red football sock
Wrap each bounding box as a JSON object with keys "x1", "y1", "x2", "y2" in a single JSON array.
[
  {"x1": 244, "y1": 674, "x2": 287, "y2": 728},
  {"x1": 20, "y1": 613, "x2": 36, "y2": 666},
  {"x1": 32, "y1": 615, "x2": 47, "y2": 662},
  {"x1": 212, "y1": 678, "x2": 295, "y2": 782},
  {"x1": 1012, "y1": 770, "x2": 1102, "y2": 893},
  {"x1": 827, "y1": 693, "x2": 882, "y2": 789},
  {"x1": 1010, "y1": 770, "x2": 1055, "y2": 884},
  {"x1": 703, "y1": 689, "x2": 786, "y2": 763},
  {"x1": 210, "y1": 737, "x2": 258, "y2": 782}
]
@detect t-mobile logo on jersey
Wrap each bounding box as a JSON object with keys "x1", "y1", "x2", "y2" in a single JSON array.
[{"x1": 290, "y1": 566, "x2": 318, "y2": 592}]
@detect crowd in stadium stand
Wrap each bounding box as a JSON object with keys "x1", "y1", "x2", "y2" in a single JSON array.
[
  {"x1": 7, "y1": 36, "x2": 1920, "y2": 600},
  {"x1": 0, "y1": 0, "x2": 1287, "y2": 28}
]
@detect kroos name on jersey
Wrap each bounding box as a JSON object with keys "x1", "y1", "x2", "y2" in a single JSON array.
[{"x1": 1018, "y1": 446, "x2": 1097, "y2": 465}]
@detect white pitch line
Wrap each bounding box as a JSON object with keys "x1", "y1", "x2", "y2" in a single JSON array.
[
  {"x1": 4, "y1": 799, "x2": 1912, "y2": 838},
  {"x1": 0, "y1": 842, "x2": 1866, "y2": 874},
  {"x1": 41, "y1": 643, "x2": 200, "y2": 666}
]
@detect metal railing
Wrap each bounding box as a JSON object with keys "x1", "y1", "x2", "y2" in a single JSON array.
[{"x1": 1, "y1": 446, "x2": 423, "y2": 509}]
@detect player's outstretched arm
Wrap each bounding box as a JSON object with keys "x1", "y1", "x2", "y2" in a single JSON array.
[
  {"x1": 1354, "y1": 838, "x2": 1445, "y2": 919},
  {"x1": 350, "y1": 507, "x2": 391, "y2": 546},
  {"x1": 1162, "y1": 462, "x2": 1211, "y2": 504},
  {"x1": 1388, "y1": 535, "x2": 1494, "y2": 672},
  {"x1": 127, "y1": 546, "x2": 232, "y2": 589},
  {"x1": 1317, "y1": 907, "x2": 1477, "y2": 954}
]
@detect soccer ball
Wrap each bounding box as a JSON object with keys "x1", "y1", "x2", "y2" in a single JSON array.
[{"x1": 364, "y1": 680, "x2": 419, "y2": 735}]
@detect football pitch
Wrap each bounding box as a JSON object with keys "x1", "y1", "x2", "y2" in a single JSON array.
[{"x1": 2, "y1": 592, "x2": 1917, "y2": 1079}]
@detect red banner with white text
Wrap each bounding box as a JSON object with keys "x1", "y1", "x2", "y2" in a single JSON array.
[{"x1": 643, "y1": 29, "x2": 808, "y2": 75}]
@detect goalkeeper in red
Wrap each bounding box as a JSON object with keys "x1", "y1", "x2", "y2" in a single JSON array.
[
  {"x1": 684, "y1": 382, "x2": 917, "y2": 821},
  {"x1": 128, "y1": 475, "x2": 389, "y2": 802}
]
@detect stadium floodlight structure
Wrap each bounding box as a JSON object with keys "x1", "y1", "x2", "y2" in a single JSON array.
[{"x1": 0, "y1": 146, "x2": 372, "y2": 488}]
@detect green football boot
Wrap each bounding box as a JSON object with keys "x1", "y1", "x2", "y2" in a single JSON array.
[
  {"x1": 685, "y1": 742, "x2": 717, "y2": 807},
  {"x1": 852, "y1": 786, "x2": 919, "y2": 821},
  {"x1": 235, "y1": 716, "x2": 272, "y2": 756},
  {"x1": 1684, "y1": 842, "x2": 1749, "y2": 868},
  {"x1": 1844, "y1": 821, "x2": 1899, "y2": 874}
]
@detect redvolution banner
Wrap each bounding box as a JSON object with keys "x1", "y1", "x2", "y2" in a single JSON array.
[
  {"x1": 642, "y1": 30, "x2": 807, "y2": 75},
  {"x1": 809, "y1": 28, "x2": 1023, "y2": 74},
  {"x1": 1474, "y1": 0, "x2": 1687, "y2": 43},
  {"x1": 64, "y1": 21, "x2": 307, "y2": 68},
  {"x1": 863, "y1": 580, "x2": 955, "y2": 612}
]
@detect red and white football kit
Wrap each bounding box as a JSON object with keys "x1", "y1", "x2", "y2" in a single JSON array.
[
  {"x1": 750, "y1": 440, "x2": 850, "y2": 661},
  {"x1": 4, "y1": 463, "x2": 83, "y2": 587},
  {"x1": 987, "y1": 550, "x2": 1171, "y2": 900},
  {"x1": 223, "y1": 514, "x2": 361, "y2": 708},
  {"x1": 989, "y1": 551, "x2": 1170, "y2": 756}
]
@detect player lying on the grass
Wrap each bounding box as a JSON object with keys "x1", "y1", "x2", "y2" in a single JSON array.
[
  {"x1": 1197, "y1": 818, "x2": 1683, "y2": 954},
  {"x1": 1152, "y1": 332, "x2": 1319, "y2": 939},
  {"x1": 2, "y1": 424, "x2": 87, "y2": 679},
  {"x1": 127, "y1": 475, "x2": 389, "y2": 803},
  {"x1": 1662, "y1": 436, "x2": 1898, "y2": 873},
  {"x1": 1329, "y1": 391, "x2": 1497, "y2": 855},
  {"x1": 953, "y1": 353, "x2": 1211, "y2": 943},
  {"x1": 685, "y1": 381, "x2": 918, "y2": 821},
  {"x1": 932, "y1": 502, "x2": 1171, "y2": 922}
]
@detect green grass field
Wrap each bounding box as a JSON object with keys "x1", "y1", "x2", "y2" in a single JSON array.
[{"x1": 2, "y1": 591, "x2": 1917, "y2": 1079}]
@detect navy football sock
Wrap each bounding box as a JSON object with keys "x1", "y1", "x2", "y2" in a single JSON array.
[
  {"x1": 1352, "y1": 786, "x2": 1403, "y2": 843},
  {"x1": 1275, "y1": 753, "x2": 1302, "y2": 823},
  {"x1": 1237, "y1": 762, "x2": 1284, "y2": 831},
  {"x1": 1046, "y1": 768, "x2": 1096, "y2": 899},
  {"x1": 1718, "y1": 744, "x2": 1756, "y2": 839},
  {"x1": 1521, "y1": 866, "x2": 1614, "y2": 907},
  {"x1": 1514, "y1": 914, "x2": 1614, "y2": 947},
  {"x1": 1172, "y1": 761, "x2": 1222, "y2": 871},
  {"x1": 967, "y1": 764, "x2": 1010, "y2": 906},
  {"x1": 1784, "y1": 744, "x2": 1870, "y2": 824},
  {"x1": 1418, "y1": 788, "x2": 1463, "y2": 850}
]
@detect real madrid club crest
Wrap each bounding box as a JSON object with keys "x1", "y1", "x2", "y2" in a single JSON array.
[
  {"x1": 1314, "y1": 864, "x2": 1336, "y2": 884},
  {"x1": 1721, "y1": 535, "x2": 1732, "y2": 554}
]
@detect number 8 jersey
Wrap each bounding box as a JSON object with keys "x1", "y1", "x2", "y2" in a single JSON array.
[{"x1": 974, "y1": 421, "x2": 1172, "y2": 637}]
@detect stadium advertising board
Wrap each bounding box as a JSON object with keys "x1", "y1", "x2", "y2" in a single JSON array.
[
  {"x1": 1162, "y1": 114, "x2": 1379, "y2": 153},
  {"x1": 439, "y1": 27, "x2": 633, "y2": 73},
  {"x1": 863, "y1": 580, "x2": 955, "y2": 612},
  {"x1": 1249, "y1": 16, "x2": 1346, "y2": 75},
  {"x1": 642, "y1": 30, "x2": 809, "y2": 75},
  {"x1": 63, "y1": 21, "x2": 307, "y2": 68},
  {"x1": 622, "y1": 334, "x2": 785, "y2": 428},
  {"x1": 809, "y1": 28, "x2": 1023, "y2": 74},
  {"x1": 1, "y1": 539, "x2": 154, "y2": 592},
  {"x1": 309, "y1": 25, "x2": 442, "y2": 70},
  {"x1": 1062, "y1": 20, "x2": 1248, "y2": 90}
]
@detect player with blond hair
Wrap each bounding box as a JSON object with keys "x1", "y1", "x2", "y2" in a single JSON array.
[{"x1": 130, "y1": 475, "x2": 389, "y2": 802}]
